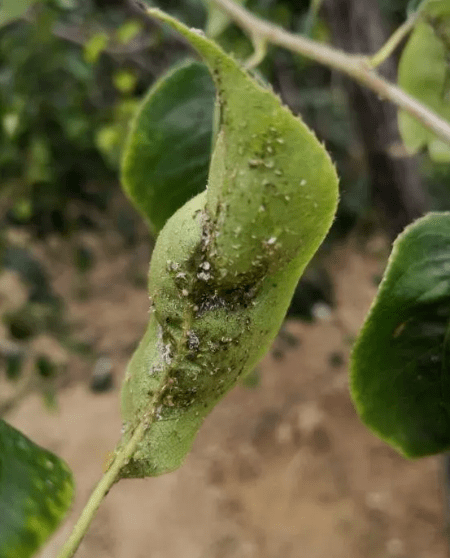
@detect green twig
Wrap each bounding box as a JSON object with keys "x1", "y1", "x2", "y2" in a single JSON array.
[
  {"x1": 369, "y1": 10, "x2": 423, "y2": 68},
  {"x1": 304, "y1": 0, "x2": 324, "y2": 36},
  {"x1": 55, "y1": 418, "x2": 150, "y2": 558},
  {"x1": 244, "y1": 34, "x2": 267, "y2": 69}
]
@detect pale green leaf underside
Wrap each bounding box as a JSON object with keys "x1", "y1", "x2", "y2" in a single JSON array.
[
  {"x1": 352, "y1": 213, "x2": 450, "y2": 458},
  {"x1": 0, "y1": 420, "x2": 74, "y2": 558},
  {"x1": 120, "y1": 9, "x2": 338, "y2": 478}
]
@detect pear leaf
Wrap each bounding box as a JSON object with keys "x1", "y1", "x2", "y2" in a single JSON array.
[
  {"x1": 352, "y1": 213, "x2": 450, "y2": 458},
  {"x1": 122, "y1": 60, "x2": 215, "y2": 235},
  {"x1": 119, "y1": 9, "x2": 338, "y2": 478}
]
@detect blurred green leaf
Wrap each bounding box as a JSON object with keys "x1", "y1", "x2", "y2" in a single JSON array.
[
  {"x1": 352, "y1": 212, "x2": 450, "y2": 457},
  {"x1": 83, "y1": 32, "x2": 109, "y2": 65},
  {"x1": 122, "y1": 60, "x2": 215, "y2": 234},
  {"x1": 116, "y1": 20, "x2": 143, "y2": 44},
  {"x1": 398, "y1": 0, "x2": 450, "y2": 161},
  {"x1": 0, "y1": 420, "x2": 74, "y2": 558},
  {"x1": 26, "y1": 137, "x2": 52, "y2": 184},
  {"x1": 113, "y1": 69, "x2": 137, "y2": 94},
  {"x1": 0, "y1": 0, "x2": 37, "y2": 26}
]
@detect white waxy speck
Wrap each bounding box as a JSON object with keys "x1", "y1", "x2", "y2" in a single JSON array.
[
  {"x1": 300, "y1": 179, "x2": 307, "y2": 186},
  {"x1": 182, "y1": 289, "x2": 189, "y2": 297},
  {"x1": 197, "y1": 271, "x2": 211, "y2": 281},
  {"x1": 258, "y1": 205, "x2": 266, "y2": 213},
  {"x1": 267, "y1": 237, "x2": 277, "y2": 245},
  {"x1": 200, "y1": 261, "x2": 211, "y2": 271},
  {"x1": 190, "y1": 27, "x2": 206, "y2": 36}
]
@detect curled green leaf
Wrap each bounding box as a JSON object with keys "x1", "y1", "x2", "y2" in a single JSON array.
[{"x1": 120, "y1": 9, "x2": 338, "y2": 477}]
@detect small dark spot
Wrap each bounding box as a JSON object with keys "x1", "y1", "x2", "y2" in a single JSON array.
[
  {"x1": 328, "y1": 351, "x2": 345, "y2": 368},
  {"x1": 272, "y1": 348, "x2": 284, "y2": 361}
]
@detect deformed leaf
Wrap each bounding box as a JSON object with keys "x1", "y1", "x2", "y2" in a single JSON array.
[
  {"x1": 122, "y1": 60, "x2": 215, "y2": 235},
  {"x1": 351, "y1": 213, "x2": 450, "y2": 458},
  {"x1": 398, "y1": 0, "x2": 450, "y2": 161},
  {"x1": 120, "y1": 10, "x2": 338, "y2": 478},
  {"x1": 0, "y1": 420, "x2": 74, "y2": 558}
]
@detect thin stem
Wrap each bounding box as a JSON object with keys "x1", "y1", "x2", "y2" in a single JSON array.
[
  {"x1": 207, "y1": 0, "x2": 450, "y2": 148},
  {"x1": 244, "y1": 35, "x2": 267, "y2": 69},
  {"x1": 369, "y1": 10, "x2": 422, "y2": 68},
  {"x1": 304, "y1": 0, "x2": 324, "y2": 36},
  {"x1": 56, "y1": 419, "x2": 150, "y2": 558}
]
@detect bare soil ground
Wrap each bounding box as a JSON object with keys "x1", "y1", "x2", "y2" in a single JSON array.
[{"x1": 4, "y1": 228, "x2": 449, "y2": 558}]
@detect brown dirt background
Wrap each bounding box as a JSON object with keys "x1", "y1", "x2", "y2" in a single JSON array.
[{"x1": 3, "y1": 226, "x2": 449, "y2": 558}]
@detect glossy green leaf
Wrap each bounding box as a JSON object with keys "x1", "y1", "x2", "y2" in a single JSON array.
[
  {"x1": 0, "y1": 420, "x2": 74, "y2": 557},
  {"x1": 0, "y1": 0, "x2": 37, "y2": 26},
  {"x1": 122, "y1": 60, "x2": 215, "y2": 234},
  {"x1": 352, "y1": 213, "x2": 450, "y2": 458},
  {"x1": 398, "y1": 0, "x2": 450, "y2": 161},
  {"x1": 120, "y1": 9, "x2": 338, "y2": 478}
]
